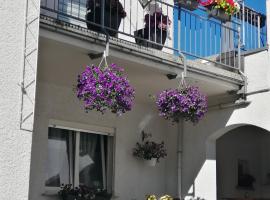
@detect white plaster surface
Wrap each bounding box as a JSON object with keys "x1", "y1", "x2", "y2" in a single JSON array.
[
  {"x1": 28, "y1": 81, "x2": 178, "y2": 200},
  {"x1": 181, "y1": 50, "x2": 270, "y2": 200},
  {"x1": 0, "y1": 0, "x2": 34, "y2": 199}
]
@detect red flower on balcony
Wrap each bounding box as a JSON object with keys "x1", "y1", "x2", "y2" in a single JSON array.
[{"x1": 199, "y1": 0, "x2": 240, "y2": 15}]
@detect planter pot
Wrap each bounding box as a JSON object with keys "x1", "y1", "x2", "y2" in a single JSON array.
[
  {"x1": 175, "y1": 0, "x2": 199, "y2": 11},
  {"x1": 134, "y1": 28, "x2": 167, "y2": 50},
  {"x1": 207, "y1": 6, "x2": 231, "y2": 23},
  {"x1": 144, "y1": 158, "x2": 157, "y2": 166},
  {"x1": 86, "y1": 2, "x2": 123, "y2": 37}
]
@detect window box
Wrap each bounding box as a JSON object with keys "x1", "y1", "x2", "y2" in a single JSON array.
[
  {"x1": 85, "y1": 0, "x2": 126, "y2": 37},
  {"x1": 134, "y1": 28, "x2": 167, "y2": 50},
  {"x1": 206, "y1": 5, "x2": 231, "y2": 23},
  {"x1": 175, "y1": 0, "x2": 199, "y2": 11},
  {"x1": 61, "y1": 194, "x2": 77, "y2": 200}
]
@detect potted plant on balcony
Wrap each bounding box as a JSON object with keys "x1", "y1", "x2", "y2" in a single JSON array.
[
  {"x1": 133, "y1": 131, "x2": 167, "y2": 166},
  {"x1": 76, "y1": 63, "x2": 135, "y2": 115},
  {"x1": 199, "y1": 0, "x2": 240, "y2": 23},
  {"x1": 156, "y1": 86, "x2": 207, "y2": 123},
  {"x1": 134, "y1": 2, "x2": 171, "y2": 50},
  {"x1": 86, "y1": 0, "x2": 126, "y2": 37},
  {"x1": 174, "y1": 0, "x2": 199, "y2": 11}
]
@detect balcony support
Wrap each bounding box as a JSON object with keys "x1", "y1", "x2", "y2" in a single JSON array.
[
  {"x1": 166, "y1": 51, "x2": 187, "y2": 81},
  {"x1": 88, "y1": 0, "x2": 109, "y2": 59}
]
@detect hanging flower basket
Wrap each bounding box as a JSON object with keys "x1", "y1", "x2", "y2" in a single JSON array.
[
  {"x1": 175, "y1": 0, "x2": 199, "y2": 11},
  {"x1": 156, "y1": 86, "x2": 208, "y2": 123},
  {"x1": 199, "y1": 0, "x2": 240, "y2": 23},
  {"x1": 76, "y1": 63, "x2": 135, "y2": 115}
]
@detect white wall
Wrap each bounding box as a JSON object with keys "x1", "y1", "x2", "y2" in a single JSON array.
[
  {"x1": 181, "y1": 49, "x2": 270, "y2": 200},
  {"x1": 0, "y1": 0, "x2": 38, "y2": 199},
  {"x1": 29, "y1": 81, "x2": 178, "y2": 200}
]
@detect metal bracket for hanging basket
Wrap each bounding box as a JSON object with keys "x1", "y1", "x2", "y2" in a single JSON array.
[
  {"x1": 138, "y1": 0, "x2": 153, "y2": 9},
  {"x1": 88, "y1": 40, "x2": 110, "y2": 60}
]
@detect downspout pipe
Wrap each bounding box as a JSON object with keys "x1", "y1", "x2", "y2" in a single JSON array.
[
  {"x1": 177, "y1": 120, "x2": 183, "y2": 199},
  {"x1": 177, "y1": 51, "x2": 186, "y2": 200}
]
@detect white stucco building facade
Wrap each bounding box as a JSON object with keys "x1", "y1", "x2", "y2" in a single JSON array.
[{"x1": 1, "y1": 0, "x2": 270, "y2": 200}]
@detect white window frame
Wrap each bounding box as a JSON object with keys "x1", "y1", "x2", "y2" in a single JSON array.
[{"x1": 44, "y1": 119, "x2": 115, "y2": 195}]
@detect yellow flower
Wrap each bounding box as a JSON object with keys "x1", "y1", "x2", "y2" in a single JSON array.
[
  {"x1": 159, "y1": 195, "x2": 173, "y2": 200},
  {"x1": 146, "y1": 195, "x2": 157, "y2": 200}
]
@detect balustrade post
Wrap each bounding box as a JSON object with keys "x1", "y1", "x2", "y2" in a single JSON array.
[{"x1": 237, "y1": 26, "x2": 241, "y2": 71}]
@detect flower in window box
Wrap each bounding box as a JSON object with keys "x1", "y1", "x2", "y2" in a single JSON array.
[
  {"x1": 199, "y1": 0, "x2": 240, "y2": 22},
  {"x1": 58, "y1": 184, "x2": 107, "y2": 200},
  {"x1": 156, "y1": 86, "x2": 207, "y2": 123},
  {"x1": 76, "y1": 64, "x2": 135, "y2": 115}
]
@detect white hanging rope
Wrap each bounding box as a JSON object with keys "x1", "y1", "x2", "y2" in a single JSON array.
[
  {"x1": 178, "y1": 72, "x2": 187, "y2": 89},
  {"x1": 98, "y1": 50, "x2": 108, "y2": 68}
]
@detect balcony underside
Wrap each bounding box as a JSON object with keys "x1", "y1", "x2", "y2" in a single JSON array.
[{"x1": 39, "y1": 15, "x2": 244, "y2": 104}]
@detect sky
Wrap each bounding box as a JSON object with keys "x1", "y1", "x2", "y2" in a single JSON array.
[{"x1": 244, "y1": 0, "x2": 266, "y2": 14}]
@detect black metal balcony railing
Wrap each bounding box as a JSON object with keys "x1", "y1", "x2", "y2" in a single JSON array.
[{"x1": 40, "y1": 0, "x2": 267, "y2": 71}]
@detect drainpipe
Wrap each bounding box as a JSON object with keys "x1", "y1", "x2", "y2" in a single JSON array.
[{"x1": 177, "y1": 119, "x2": 184, "y2": 199}]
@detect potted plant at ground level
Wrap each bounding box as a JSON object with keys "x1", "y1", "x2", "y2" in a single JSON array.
[
  {"x1": 199, "y1": 0, "x2": 240, "y2": 23},
  {"x1": 58, "y1": 184, "x2": 95, "y2": 200},
  {"x1": 59, "y1": 184, "x2": 112, "y2": 200},
  {"x1": 133, "y1": 131, "x2": 167, "y2": 166},
  {"x1": 174, "y1": 0, "x2": 199, "y2": 11},
  {"x1": 86, "y1": 0, "x2": 126, "y2": 37},
  {"x1": 156, "y1": 86, "x2": 208, "y2": 123},
  {"x1": 146, "y1": 194, "x2": 174, "y2": 200}
]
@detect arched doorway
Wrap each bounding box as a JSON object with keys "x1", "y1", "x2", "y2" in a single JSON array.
[{"x1": 216, "y1": 125, "x2": 270, "y2": 200}]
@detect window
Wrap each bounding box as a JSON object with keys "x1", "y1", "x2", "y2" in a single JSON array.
[{"x1": 45, "y1": 126, "x2": 114, "y2": 193}]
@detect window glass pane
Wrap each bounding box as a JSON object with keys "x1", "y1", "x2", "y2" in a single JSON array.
[
  {"x1": 79, "y1": 133, "x2": 105, "y2": 189},
  {"x1": 45, "y1": 127, "x2": 74, "y2": 187}
]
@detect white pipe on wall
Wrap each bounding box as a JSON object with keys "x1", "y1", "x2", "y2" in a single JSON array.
[
  {"x1": 266, "y1": 0, "x2": 270, "y2": 48},
  {"x1": 177, "y1": 120, "x2": 183, "y2": 199}
]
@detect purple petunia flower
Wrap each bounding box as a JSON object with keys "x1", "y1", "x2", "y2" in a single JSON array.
[
  {"x1": 156, "y1": 86, "x2": 207, "y2": 123},
  {"x1": 76, "y1": 64, "x2": 135, "y2": 115}
]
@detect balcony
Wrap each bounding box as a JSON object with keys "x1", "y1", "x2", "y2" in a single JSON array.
[{"x1": 38, "y1": 0, "x2": 267, "y2": 104}]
